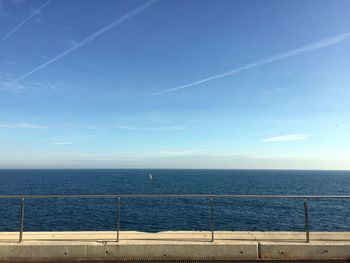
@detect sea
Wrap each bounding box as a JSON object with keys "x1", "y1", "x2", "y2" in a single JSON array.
[{"x1": 0, "y1": 169, "x2": 349, "y2": 232}]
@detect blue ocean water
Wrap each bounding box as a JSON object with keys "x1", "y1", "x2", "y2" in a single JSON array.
[{"x1": 0, "y1": 169, "x2": 349, "y2": 232}]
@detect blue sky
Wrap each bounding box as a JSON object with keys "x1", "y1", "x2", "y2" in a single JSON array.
[{"x1": 0, "y1": 0, "x2": 349, "y2": 169}]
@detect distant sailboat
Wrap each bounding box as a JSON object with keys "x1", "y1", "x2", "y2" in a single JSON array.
[{"x1": 149, "y1": 174, "x2": 153, "y2": 180}]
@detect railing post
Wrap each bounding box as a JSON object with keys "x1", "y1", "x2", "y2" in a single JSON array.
[
  {"x1": 19, "y1": 197, "x2": 25, "y2": 243},
  {"x1": 117, "y1": 197, "x2": 121, "y2": 242},
  {"x1": 303, "y1": 198, "x2": 310, "y2": 243},
  {"x1": 210, "y1": 197, "x2": 215, "y2": 242}
]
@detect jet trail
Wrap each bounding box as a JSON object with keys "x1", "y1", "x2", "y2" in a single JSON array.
[
  {"x1": 151, "y1": 32, "x2": 350, "y2": 96},
  {"x1": 2, "y1": 0, "x2": 51, "y2": 41},
  {"x1": 14, "y1": 0, "x2": 159, "y2": 82}
]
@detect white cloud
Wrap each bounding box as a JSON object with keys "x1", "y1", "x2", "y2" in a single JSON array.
[
  {"x1": 262, "y1": 134, "x2": 309, "y2": 143},
  {"x1": 0, "y1": 80, "x2": 27, "y2": 91},
  {"x1": 158, "y1": 149, "x2": 207, "y2": 157},
  {"x1": 49, "y1": 142, "x2": 72, "y2": 145},
  {"x1": 0, "y1": 123, "x2": 49, "y2": 129},
  {"x1": 65, "y1": 38, "x2": 79, "y2": 48},
  {"x1": 0, "y1": 79, "x2": 63, "y2": 92},
  {"x1": 56, "y1": 151, "x2": 140, "y2": 162},
  {"x1": 152, "y1": 32, "x2": 350, "y2": 95},
  {"x1": 114, "y1": 125, "x2": 185, "y2": 132},
  {"x1": 1, "y1": 0, "x2": 51, "y2": 41},
  {"x1": 12, "y1": 0, "x2": 159, "y2": 82}
]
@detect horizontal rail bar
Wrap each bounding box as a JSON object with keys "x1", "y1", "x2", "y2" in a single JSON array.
[{"x1": 0, "y1": 194, "x2": 350, "y2": 199}]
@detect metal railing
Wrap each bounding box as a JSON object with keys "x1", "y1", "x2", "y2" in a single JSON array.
[{"x1": 1, "y1": 194, "x2": 350, "y2": 243}]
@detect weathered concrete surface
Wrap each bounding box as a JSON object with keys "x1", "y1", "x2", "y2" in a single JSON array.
[
  {"x1": 0, "y1": 231, "x2": 349, "y2": 261},
  {"x1": 260, "y1": 242, "x2": 350, "y2": 260}
]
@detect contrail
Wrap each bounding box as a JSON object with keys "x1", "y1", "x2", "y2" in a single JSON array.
[
  {"x1": 14, "y1": 0, "x2": 159, "y2": 82},
  {"x1": 2, "y1": 0, "x2": 51, "y2": 41},
  {"x1": 151, "y1": 32, "x2": 350, "y2": 96}
]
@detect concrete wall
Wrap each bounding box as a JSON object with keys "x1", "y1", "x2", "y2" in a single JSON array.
[{"x1": 0, "y1": 231, "x2": 349, "y2": 261}]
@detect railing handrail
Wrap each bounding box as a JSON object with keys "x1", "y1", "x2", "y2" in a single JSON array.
[
  {"x1": 0, "y1": 194, "x2": 350, "y2": 199},
  {"x1": 1, "y1": 194, "x2": 350, "y2": 243}
]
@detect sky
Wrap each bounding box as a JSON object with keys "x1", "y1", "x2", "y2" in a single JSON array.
[{"x1": 0, "y1": 0, "x2": 350, "y2": 169}]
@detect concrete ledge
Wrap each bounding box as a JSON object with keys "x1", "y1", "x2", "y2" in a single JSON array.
[
  {"x1": 0, "y1": 231, "x2": 349, "y2": 261},
  {"x1": 260, "y1": 242, "x2": 350, "y2": 260},
  {"x1": 0, "y1": 242, "x2": 256, "y2": 261}
]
